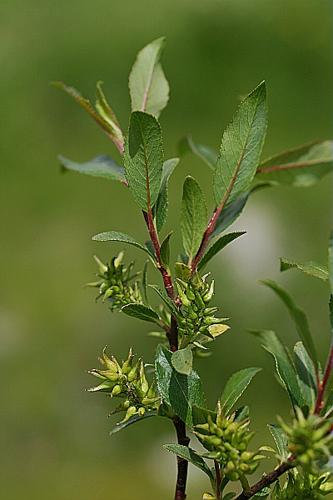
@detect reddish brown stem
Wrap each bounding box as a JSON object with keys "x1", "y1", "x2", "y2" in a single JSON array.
[
  {"x1": 214, "y1": 461, "x2": 222, "y2": 499},
  {"x1": 173, "y1": 417, "x2": 190, "y2": 500},
  {"x1": 236, "y1": 459, "x2": 294, "y2": 499},
  {"x1": 142, "y1": 209, "x2": 189, "y2": 498},
  {"x1": 314, "y1": 342, "x2": 333, "y2": 414},
  {"x1": 190, "y1": 205, "x2": 223, "y2": 273}
]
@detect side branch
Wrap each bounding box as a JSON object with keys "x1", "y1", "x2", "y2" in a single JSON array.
[{"x1": 235, "y1": 460, "x2": 294, "y2": 499}]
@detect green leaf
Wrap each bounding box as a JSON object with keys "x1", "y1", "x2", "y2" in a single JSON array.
[
  {"x1": 211, "y1": 184, "x2": 269, "y2": 239},
  {"x1": 52, "y1": 81, "x2": 122, "y2": 145},
  {"x1": 164, "y1": 444, "x2": 214, "y2": 481},
  {"x1": 155, "y1": 344, "x2": 205, "y2": 427},
  {"x1": 250, "y1": 329, "x2": 303, "y2": 409},
  {"x1": 129, "y1": 37, "x2": 169, "y2": 118},
  {"x1": 124, "y1": 111, "x2": 163, "y2": 210},
  {"x1": 198, "y1": 232, "x2": 246, "y2": 271},
  {"x1": 280, "y1": 258, "x2": 328, "y2": 282},
  {"x1": 58, "y1": 154, "x2": 126, "y2": 182},
  {"x1": 220, "y1": 367, "x2": 261, "y2": 415},
  {"x1": 267, "y1": 424, "x2": 288, "y2": 461},
  {"x1": 293, "y1": 342, "x2": 316, "y2": 410},
  {"x1": 213, "y1": 81, "x2": 267, "y2": 207},
  {"x1": 148, "y1": 285, "x2": 179, "y2": 316},
  {"x1": 92, "y1": 231, "x2": 152, "y2": 256},
  {"x1": 160, "y1": 232, "x2": 172, "y2": 267},
  {"x1": 256, "y1": 141, "x2": 333, "y2": 187},
  {"x1": 171, "y1": 347, "x2": 193, "y2": 375},
  {"x1": 329, "y1": 231, "x2": 333, "y2": 293},
  {"x1": 142, "y1": 260, "x2": 149, "y2": 303},
  {"x1": 262, "y1": 280, "x2": 317, "y2": 365},
  {"x1": 121, "y1": 303, "x2": 160, "y2": 324},
  {"x1": 181, "y1": 176, "x2": 207, "y2": 260},
  {"x1": 110, "y1": 410, "x2": 157, "y2": 436},
  {"x1": 124, "y1": 111, "x2": 163, "y2": 211},
  {"x1": 252, "y1": 488, "x2": 270, "y2": 498},
  {"x1": 178, "y1": 135, "x2": 217, "y2": 170},
  {"x1": 154, "y1": 158, "x2": 179, "y2": 232},
  {"x1": 191, "y1": 405, "x2": 217, "y2": 426}
]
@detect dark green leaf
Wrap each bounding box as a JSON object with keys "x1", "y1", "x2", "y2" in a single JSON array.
[
  {"x1": 220, "y1": 367, "x2": 261, "y2": 415},
  {"x1": 181, "y1": 176, "x2": 207, "y2": 260},
  {"x1": 92, "y1": 231, "x2": 152, "y2": 256},
  {"x1": 213, "y1": 82, "x2": 267, "y2": 207},
  {"x1": 262, "y1": 280, "x2": 317, "y2": 365},
  {"x1": 191, "y1": 405, "x2": 217, "y2": 426},
  {"x1": 293, "y1": 342, "x2": 316, "y2": 410},
  {"x1": 280, "y1": 258, "x2": 328, "y2": 282},
  {"x1": 256, "y1": 141, "x2": 333, "y2": 187},
  {"x1": 160, "y1": 232, "x2": 172, "y2": 267},
  {"x1": 178, "y1": 135, "x2": 218, "y2": 170},
  {"x1": 110, "y1": 410, "x2": 157, "y2": 435},
  {"x1": 163, "y1": 444, "x2": 214, "y2": 481},
  {"x1": 155, "y1": 158, "x2": 179, "y2": 232},
  {"x1": 148, "y1": 284, "x2": 178, "y2": 316},
  {"x1": 129, "y1": 37, "x2": 169, "y2": 118},
  {"x1": 198, "y1": 232, "x2": 246, "y2": 271},
  {"x1": 267, "y1": 424, "x2": 288, "y2": 461},
  {"x1": 252, "y1": 488, "x2": 270, "y2": 498},
  {"x1": 58, "y1": 154, "x2": 126, "y2": 182},
  {"x1": 211, "y1": 184, "x2": 268, "y2": 239},
  {"x1": 124, "y1": 111, "x2": 163, "y2": 211},
  {"x1": 250, "y1": 329, "x2": 303, "y2": 409},
  {"x1": 234, "y1": 405, "x2": 250, "y2": 422},
  {"x1": 155, "y1": 344, "x2": 205, "y2": 426},
  {"x1": 121, "y1": 303, "x2": 160, "y2": 324},
  {"x1": 171, "y1": 347, "x2": 193, "y2": 375}
]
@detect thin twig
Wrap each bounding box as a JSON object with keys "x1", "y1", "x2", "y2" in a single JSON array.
[
  {"x1": 235, "y1": 459, "x2": 294, "y2": 499},
  {"x1": 314, "y1": 341, "x2": 333, "y2": 414}
]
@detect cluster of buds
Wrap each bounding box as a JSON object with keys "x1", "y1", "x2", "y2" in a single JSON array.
[
  {"x1": 88, "y1": 348, "x2": 160, "y2": 422},
  {"x1": 87, "y1": 252, "x2": 142, "y2": 311},
  {"x1": 176, "y1": 273, "x2": 229, "y2": 347},
  {"x1": 273, "y1": 470, "x2": 333, "y2": 499},
  {"x1": 194, "y1": 403, "x2": 265, "y2": 481},
  {"x1": 279, "y1": 410, "x2": 333, "y2": 473}
]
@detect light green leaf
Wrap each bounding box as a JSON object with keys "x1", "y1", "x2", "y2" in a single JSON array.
[
  {"x1": 129, "y1": 37, "x2": 169, "y2": 117},
  {"x1": 110, "y1": 410, "x2": 157, "y2": 436},
  {"x1": 250, "y1": 329, "x2": 303, "y2": 409},
  {"x1": 198, "y1": 232, "x2": 246, "y2": 271},
  {"x1": 163, "y1": 444, "x2": 214, "y2": 482},
  {"x1": 280, "y1": 258, "x2": 328, "y2": 282},
  {"x1": 178, "y1": 135, "x2": 218, "y2": 170},
  {"x1": 213, "y1": 82, "x2": 267, "y2": 207},
  {"x1": 92, "y1": 231, "x2": 152, "y2": 256},
  {"x1": 160, "y1": 232, "x2": 172, "y2": 267},
  {"x1": 267, "y1": 424, "x2": 288, "y2": 461},
  {"x1": 155, "y1": 344, "x2": 205, "y2": 426},
  {"x1": 181, "y1": 176, "x2": 207, "y2": 260},
  {"x1": 211, "y1": 184, "x2": 268, "y2": 238},
  {"x1": 171, "y1": 347, "x2": 193, "y2": 375},
  {"x1": 58, "y1": 155, "x2": 125, "y2": 182},
  {"x1": 293, "y1": 342, "x2": 316, "y2": 410},
  {"x1": 154, "y1": 158, "x2": 179, "y2": 232},
  {"x1": 262, "y1": 280, "x2": 317, "y2": 365},
  {"x1": 220, "y1": 367, "x2": 261, "y2": 415},
  {"x1": 52, "y1": 81, "x2": 122, "y2": 145},
  {"x1": 124, "y1": 111, "x2": 163, "y2": 211},
  {"x1": 121, "y1": 303, "x2": 160, "y2": 324},
  {"x1": 256, "y1": 141, "x2": 333, "y2": 187}
]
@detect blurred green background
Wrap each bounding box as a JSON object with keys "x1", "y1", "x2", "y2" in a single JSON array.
[{"x1": 1, "y1": 0, "x2": 332, "y2": 498}]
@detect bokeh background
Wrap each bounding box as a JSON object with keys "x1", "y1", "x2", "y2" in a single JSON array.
[{"x1": 1, "y1": 0, "x2": 333, "y2": 498}]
